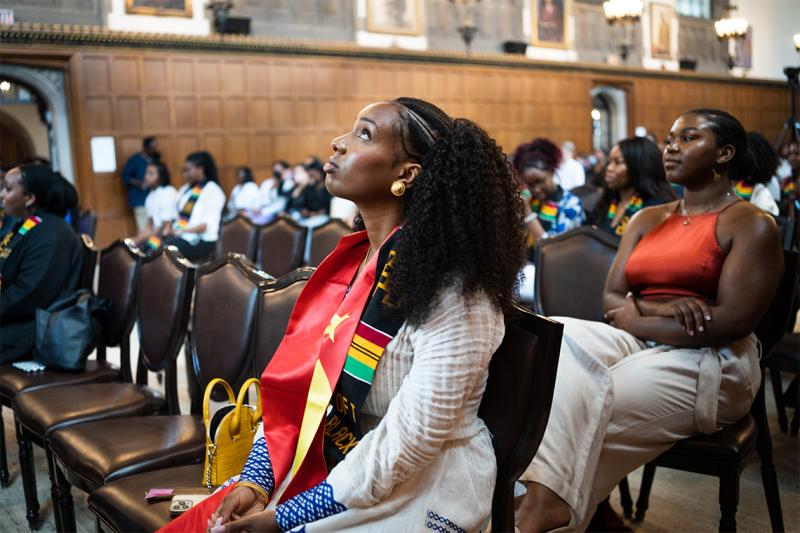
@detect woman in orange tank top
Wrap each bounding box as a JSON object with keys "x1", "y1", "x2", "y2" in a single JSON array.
[{"x1": 517, "y1": 109, "x2": 784, "y2": 532}]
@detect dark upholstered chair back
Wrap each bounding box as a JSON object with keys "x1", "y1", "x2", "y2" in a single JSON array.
[
  {"x1": 479, "y1": 305, "x2": 563, "y2": 532},
  {"x1": 97, "y1": 240, "x2": 141, "y2": 347},
  {"x1": 191, "y1": 255, "x2": 262, "y2": 398},
  {"x1": 308, "y1": 219, "x2": 350, "y2": 267},
  {"x1": 216, "y1": 214, "x2": 259, "y2": 261},
  {"x1": 755, "y1": 250, "x2": 798, "y2": 357},
  {"x1": 254, "y1": 268, "x2": 313, "y2": 375},
  {"x1": 79, "y1": 234, "x2": 99, "y2": 291},
  {"x1": 256, "y1": 215, "x2": 307, "y2": 277},
  {"x1": 533, "y1": 226, "x2": 619, "y2": 322},
  {"x1": 136, "y1": 248, "x2": 195, "y2": 373}
]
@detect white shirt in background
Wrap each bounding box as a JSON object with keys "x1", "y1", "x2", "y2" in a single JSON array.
[
  {"x1": 555, "y1": 156, "x2": 586, "y2": 191},
  {"x1": 767, "y1": 176, "x2": 781, "y2": 202},
  {"x1": 227, "y1": 181, "x2": 261, "y2": 212},
  {"x1": 144, "y1": 185, "x2": 178, "y2": 229},
  {"x1": 749, "y1": 183, "x2": 779, "y2": 215},
  {"x1": 176, "y1": 180, "x2": 226, "y2": 242}
]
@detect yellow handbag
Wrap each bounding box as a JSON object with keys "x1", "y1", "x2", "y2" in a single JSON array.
[{"x1": 202, "y1": 377, "x2": 262, "y2": 489}]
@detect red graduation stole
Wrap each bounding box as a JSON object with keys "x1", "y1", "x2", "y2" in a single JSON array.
[{"x1": 261, "y1": 228, "x2": 396, "y2": 504}]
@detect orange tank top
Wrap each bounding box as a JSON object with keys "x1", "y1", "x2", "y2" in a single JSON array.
[{"x1": 625, "y1": 208, "x2": 727, "y2": 301}]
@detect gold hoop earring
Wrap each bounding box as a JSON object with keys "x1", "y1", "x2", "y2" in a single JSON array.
[
  {"x1": 391, "y1": 180, "x2": 406, "y2": 197},
  {"x1": 713, "y1": 169, "x2": 721, "y2": 182}
]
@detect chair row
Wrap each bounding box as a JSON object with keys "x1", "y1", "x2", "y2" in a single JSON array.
[
  {"x1": 4, "y1": 241, "x2": 565, "y2": 532},
  {"x1": 215, "y1": 214, "x2": 351, "y2": 276},
  {"x1": 530, "y1": 225, "x2": 796, "y2": 532}
]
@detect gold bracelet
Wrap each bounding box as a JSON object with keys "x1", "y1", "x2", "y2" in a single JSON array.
[{"x1": 237, "y1": 481, "x2": 270, "y2": 503}]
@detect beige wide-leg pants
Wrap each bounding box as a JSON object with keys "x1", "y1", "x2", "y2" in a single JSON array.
[{"x1": 521, "y1": 317, "x2": 761, "y2": 529}]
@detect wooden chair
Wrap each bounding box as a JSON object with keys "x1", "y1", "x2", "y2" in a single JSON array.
[
  {"x1": 215, "y1": 213, "x2": 260, "y2": 262},
  {"x1": 79, "y1": 234, "x2": 99, "y2": 291},
  {"x1": 308, "y1": 218, "x2": 350, "y2": 267},
  {"x1": 86, "y1": 269, "x2": 312, "y2": 533},
  {"x1": 480, "y1": 305, "x2": 564, "y2": 531},
  {"x1": 632, "y1": 250, "x2": 798, "y2": 532},
  {"x1": 255, "y1": 215, "x2": 307, "y2": 277},
  {"x1": 11, "y1": 240, "x2": 146, "y2": 528},
  {"x1": 532, "y1": 226, "x2": 620, "y2": 323}
]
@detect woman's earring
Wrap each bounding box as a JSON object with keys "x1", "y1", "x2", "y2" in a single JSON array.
[
  {"x1": 712, "y1": 168, "x2": 721, "y2": 182},
  {"x1": 390, "y1": 180, "x2": 406, "y2": 197}
]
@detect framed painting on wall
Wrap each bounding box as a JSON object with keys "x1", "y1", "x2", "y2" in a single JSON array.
[
  {"x1": 366, "y1": 0, "x2": 423, "y2": 36},
  {"x1": 125, "y1": 0, "x2": 193, "y2": 18},
  {"x1": 649, "y1": 3, "x2": 674, "y2": 59},
  {"x1": 531, "y1": 0, "x2": 571, "y2": 49}
]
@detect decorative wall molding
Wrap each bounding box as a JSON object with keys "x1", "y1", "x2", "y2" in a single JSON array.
[{"x1": 0, "y1": 22, "x2": 783, "y2": 87}]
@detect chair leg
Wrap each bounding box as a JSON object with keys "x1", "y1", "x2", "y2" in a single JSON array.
[
  {"x1": 752, "y1": 398, "x2": 786, "y2": 531},
  {"x1": 0, "y1": 407, "x2": 10, "y2": 487},
  {"x1": 46, "y1": 448, "x2": 63, "y2": 531},
  {"x1": 769, "y1": 367, "x2": 788, "y2": 434},
  {"x1": 718, "y1": 470, "x2": 739, "y2": 532},
  {"x1": 52, "y1": 460, "x2": 76, "y2": 533},
  {"x1": 791, "y1": 379, "x2": 799, "y2": 437},
  {"x1": 15, "y1": 420, "x2": 40, "y2": 529},
  {"x1": 618, "y1": 477, "x2": 633, "y2": 519},
  {"x1": 634, "y1": 463, "x2": 657, "y2": 522}
]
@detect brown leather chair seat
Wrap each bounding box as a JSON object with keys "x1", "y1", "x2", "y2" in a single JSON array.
[
  {"x1": 0, "y1": 361, "x2": 120, "y2": 400},
  {"x1": 656, "y1": 416, "x2": 756, "y2": 465},
  {"x1": 88, "y1": 464, "x2": 207, "y2": 533},
  {"x1": 13, "y1": 383, "x2": 166, "y2": 438},
  {"x1": 48, "y1": 415, "x2": 204, "y2": 492}
]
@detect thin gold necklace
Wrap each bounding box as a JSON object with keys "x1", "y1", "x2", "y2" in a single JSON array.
[{"x1": 679, "y1": 190, "x2": 734, "y2": 226}]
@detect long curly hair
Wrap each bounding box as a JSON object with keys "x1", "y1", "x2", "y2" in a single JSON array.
[{"x1": 371, "y1": 97, "x2": 527, "y2": 325}]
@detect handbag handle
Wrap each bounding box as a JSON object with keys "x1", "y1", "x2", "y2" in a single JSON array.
[
  {"x1": 231, "y1": 378, "x2": 262, "y2": 437},
  {"x1": 203, "y1": 378, "x2": 236, "y2": 444}
]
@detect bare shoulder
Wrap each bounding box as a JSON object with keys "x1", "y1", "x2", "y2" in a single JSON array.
[
  {"x1": 625, "y1": 200, "x2": 679, "y2": 237},
  {"x1": 718, "y1": 200, "x2": 780, "y2": 244}
]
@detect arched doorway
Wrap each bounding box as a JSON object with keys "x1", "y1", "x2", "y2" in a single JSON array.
[
  {"x1": 590, "y1": 86, "x2": 629, "y2": 152},
  {"x1": 0, "y1": 65, "x2": 75, "y2": 183},
  {"x1": 0, "y1": 79, "x2": 48, "y2": 168}
]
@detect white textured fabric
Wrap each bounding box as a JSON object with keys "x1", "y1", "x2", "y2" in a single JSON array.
[
  {"x1": 522, "y1": 317, "x2": 760, "y2": 528},
  {"x1": 749, "y1": 183, "x2": 779, "y2": 215},
  {"x1": 144, "y1": 185, "x2": 178, "y2": 228},
  {"x1": 175, "y1": 181, "x2": 226, "y2": 242},
  {"x1": 303, "y1": 286, "x2": 505, "y2": 532},
  {"x1": 228, "y1": 181, "x2": 261, "y2": 212},
  {"x1": 554, "y1": 157, "x2": 586, "y2": 191}
]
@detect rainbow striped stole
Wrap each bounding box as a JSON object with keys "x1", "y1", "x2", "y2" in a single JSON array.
[
  {"x1": 145, "y1": 234, "x2": 162, "y2": 250},
  {"x1": 0, "y1": 215, "x2": 42, "y2": 259},
  {"x1": 531, "y1": 198, "x2": 560, "y2": 229},
  {"x1": 342, "y1": 322, "x2": 392, "y2": 384},
  {"x1": 176, "y1": 184, "x2": 204, "y2": 229},
  {"x1": 607, "y1": 195, "x2": 643, "y2": 220},
  {"x1": 734, "y1": 180, "x2": 753, "y2": 200}
]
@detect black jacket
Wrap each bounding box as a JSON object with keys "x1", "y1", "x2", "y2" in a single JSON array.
[{"x1": 1, "y1": 212, "x2": 83, "y2": 363}]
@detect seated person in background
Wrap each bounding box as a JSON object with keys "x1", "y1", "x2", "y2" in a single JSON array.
[
  {"x1": 731, "y1": 132, "x2": 779, "y2": 215},
  {"x1": 554, "y1": 140, "x2": 586, "y2": 191},
  {"x1": 570, "y1": 149, "x2": 607, "y2": 219},
  {"x1": 514, "y1": 138, "x2": 585, "y2": 302},
  {"x1": 286, "y1": 160, "x2": 333, "y2": 222},
  {"x1": 227, "y1": 166, "x2": 261, "y2": 215},
  {"x1": 0, "y1": 164, "x2": 83, "y2": 363},
  {"x1": 132, "y1": 162, "x2": 177, "y2": 250},
  {"x1": 161, "y1": 151, "x2": 226, "y2": 262},
  {"x1": 592, "y1": 137, "x2": 675, "y2": 237},
  {"x1": 516, "y1": 109, "x2": 783, "y2": 532},
  {"x1": 158, "y1": 97, "x2": 526, "y2": 533},
  {"x1": 779, "y1": 136, "x2": 799, "y2": 217}
]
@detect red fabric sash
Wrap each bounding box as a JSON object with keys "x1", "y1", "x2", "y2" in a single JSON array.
[{"x1": 261, "y1": 229, "x2": 382, "y2": 503}]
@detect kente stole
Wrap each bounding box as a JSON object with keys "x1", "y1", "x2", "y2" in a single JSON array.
[
  {"x1": 0, "y1": 215, "x2": 42, "y2": 260},
  {"x1": 260, "y1": 227, "x2": 403, "y2": 504},
  {"x1": 606, "y1": 195, "x2": 643, "y2": 236},
  {"x1": 733, "y1": 180, "x2": 753, "y2": 201},
  {"x1": 175, "y1": 183, "x2": 204, "y2": 230},
  {"x1": 530, "y1": 198, "x2": 560, "y2": 233}
]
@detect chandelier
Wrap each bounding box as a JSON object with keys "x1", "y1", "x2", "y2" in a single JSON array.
[
  {"x1": 714, "y1": 17, "x2": 748, "y2": 40},
  {"x1": 794, "y1": 33, "x2": 800, "y2": 52},
  {"x1": 602, "y1": 0, "x2": 644, "y2": 24},
  {"x1": 448, "y1": 0, "x2": 481, "y2": 55}
]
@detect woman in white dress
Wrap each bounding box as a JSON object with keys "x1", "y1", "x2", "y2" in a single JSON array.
[
  {"x1": 227, "y1": 166, "x2": 261, "y2": 215},
  {"x1": 158, "y1": 97, "x2": 527, "y2": 533},
  {"x1": 131, "y1": 161, "x2": 177, "y2": 247}
]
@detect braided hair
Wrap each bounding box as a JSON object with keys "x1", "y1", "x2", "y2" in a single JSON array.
[
  {"x1": 375, "y1": 97, "x2": 526, "y2": 324},
  {"x1": 686, "y1": 109, "x2": 753, "y2": 180}
]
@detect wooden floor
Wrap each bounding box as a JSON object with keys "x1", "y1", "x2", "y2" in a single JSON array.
[{"x1": 1, "y1": 333, "x2": 798, "y2": 533}]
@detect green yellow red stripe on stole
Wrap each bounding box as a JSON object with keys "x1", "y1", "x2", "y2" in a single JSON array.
[
  {"x1": 734, "y1": 180, "x2": 753, "y2": 200},
  {"x1": 343, "y1": 325, "x2": 387, "y2": 384},
  {"x1": 146, "y1": 235, "x2": 162, "y2": 250},
  {"x1": 18, "y1": 216, "x2": 42, "y2": 235},
  {"x1": 539, "y1": 202, "x2": 558, "y2": 223}
]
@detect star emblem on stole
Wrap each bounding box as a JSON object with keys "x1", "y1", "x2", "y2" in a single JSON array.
[{"x1": 323, "y1": 313, "x2": 350, "y2": 343}]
